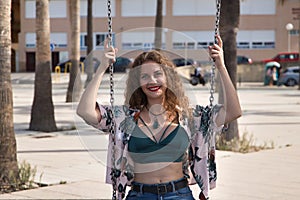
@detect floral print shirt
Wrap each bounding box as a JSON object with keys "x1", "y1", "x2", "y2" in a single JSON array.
[{"x1": 92, "y1": 103, "x2": 223, "y2": 199}]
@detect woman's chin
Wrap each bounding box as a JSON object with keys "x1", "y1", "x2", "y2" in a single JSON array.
[{"x1": 146, "y1": 91, "x2": 163, "y2": 99}]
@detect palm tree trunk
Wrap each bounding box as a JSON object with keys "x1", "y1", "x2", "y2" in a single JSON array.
[
  {"x1": 29, "y1": 0, "x2": 57, "y2": 132},
  {"x1": 0, "y1": 0, "x2": 19, "y2": 192},
  {"x1": 154, "y1": 0, "x2": 163, "y2": 51},
  {"x1": 66, "y1": 0, "x2": 82, "y2": 102},
  {"x1": 85, "y1": 0, "x2": 94, "y2": 88},
  {"x1": 219, "y1": 0, "x2": 240, "y2": 140}
]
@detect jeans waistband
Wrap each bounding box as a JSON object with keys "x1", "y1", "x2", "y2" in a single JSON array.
[{"x1": 132, "y1": 177, "x2": 188, "y2": 195}]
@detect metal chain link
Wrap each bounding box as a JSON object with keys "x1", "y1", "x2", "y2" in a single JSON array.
[
  {"x1": 107, "y1": 1, "x2": 117, "y2": 200},
  {"x1": 107, "y1": 0, "x2": 113, "y2": 47},
  {"x1": 208, "y1": 0, "x2": 221, "y2": 153},
  {"x1": 209, "y1": 0, "x2": 221, "y2": 108},
  {"x1": 107, "y1": 0, "x2": 113, "y2": 108}
]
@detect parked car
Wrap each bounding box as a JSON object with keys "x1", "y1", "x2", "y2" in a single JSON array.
[
  {"x1": 105, "y1": 56, "x2": 133, "y2": 73},
  {"x1": 56, "y1": 56, "x2": 100, "y2": 73},
  {"x1": 237, "y1": 55, "x2": 253, "y2": 64},
  {"x1": 278, "y1": 66, "x2": 299, "y2": 87},
  {"x1": 113, "y1": 56, "x2": 132, "y2": 72},
  {"x1": 262, "y1": 52, "x2": 299, "y2": 63},
  {"x1": 83, "y1": 56, "x2": 101, "y2": 72},
  {"x1": 172, "y1": 58, "x2": 196, "y2": 67}
]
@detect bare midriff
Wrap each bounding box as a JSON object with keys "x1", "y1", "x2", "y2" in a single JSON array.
[{"x1": 133, "y1": 162, "x2": 184, "y2": 184}]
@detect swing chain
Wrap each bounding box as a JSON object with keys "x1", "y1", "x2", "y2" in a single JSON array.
[
  {"x1": 107, "y1": 0, "x2": 117, "y2": 200},
  {"x1": 107, "y1": 0, "x2": 113, "y2": 46},
  {"x1": 208, "y1": 0, "x2": 221, "y2": 153},
  {"x1": 107, "y1": 0, "x2": 114, "y2": 109},
  {"x1": 209, "y1": 0, "x2": 221, "y2": 108}
]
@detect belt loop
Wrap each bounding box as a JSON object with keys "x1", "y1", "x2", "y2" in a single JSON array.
[
  {"x1": 170, "y1": 181, "x2": 175, "y2": 192},
  {"x1": 139, "y1": 183, "x2": 144, "y2": 194}
]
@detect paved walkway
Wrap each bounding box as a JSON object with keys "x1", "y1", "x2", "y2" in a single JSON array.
[{"x1": 1, "y1": 73, "x2": 300, "y2": 199}]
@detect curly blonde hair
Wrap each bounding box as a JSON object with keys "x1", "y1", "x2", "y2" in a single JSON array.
[{"x1": 124, "y1": 50, "x2": 190, "y2": 119}]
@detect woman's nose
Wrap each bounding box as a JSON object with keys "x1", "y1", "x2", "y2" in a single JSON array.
[{"x1": 148, "y1": 75, "x2": 157, "y2": 83}]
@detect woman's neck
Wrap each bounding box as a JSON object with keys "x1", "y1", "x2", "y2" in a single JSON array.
[{"x1": 146, "y1": 97, "x2": 164, "y2": 108}]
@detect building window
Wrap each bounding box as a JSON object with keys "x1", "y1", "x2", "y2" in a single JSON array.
[
  {"x1": 237, "y1": 42, "x2": 250, "y2": 49},
  {"x1": 25, "y1": 33, "x2": 36, "y2": 47},
  {"x1": 134, "y1": 43, "x2": 144, "y2": 48},
  {"x1": 173, "y1": 0, "x2": 215, "y2": 16},
  {"x1": 80, "y1": 34, "x2": 88, "y2": 50},
  {"x1": 80, "y1": 33, "x2": 115, "y2": 50},
  {"x1": 25, "y1": 0, "x2": 67, "y2": 18},
  {"x1": 49, "y1": 0, "x2": 67, "y2": 18},
  {"x1": 25, "y1": 0, "x2": 35, "y2": 18},
  {"x1": 173, "y1": 42, "x2": 185, "y2": 49},
  {"x1": 172, "y1": 31, "x2": 213, "y2": 50},
  {"x1": 263, "y1": 42, "x2": 275, "y2": 48},
  {"x1": 95, "y1": 34, "x2": 107, "y2": 46},
  {"x1": 122, "y1": 43, "x2": 133, "y2": 49},
  {"x1": 237, "y1": 30, "x2": 275, "y2": 49},
  {"x1": 122, "y1": 0, "x2": 166, "y2": 17},
  {"x1": 80, "y1": 0, "x2": 116, "y2": 17},
  {"x1": 25, "y1": 32, "x2": 68, "y2": 48},
  {"x1": 95, "y1": 33, "x2": 116, "y2": 48},
  {"x1": 252, "y1": 42, "x2": 264, "y2": 49},
  {"x1": 173, "y1": 42, "x2": 195, "y2": 49},
  {"x1": 121, "y1": 31, "x2": 163, "y2": 50},
  {"x1": 197, "y1": 42, "x2": 208, "y2": 49},
  {"x1": 290, "y1": 29, "x2": 299, "y2": 36},
  {"x1": 51, "y1": 33, "x2": 67, "y2": 47},
  {"x1": 241, "y1": 0, "x2": 275, "y2": 15}
]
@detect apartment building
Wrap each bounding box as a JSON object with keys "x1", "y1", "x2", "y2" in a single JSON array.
[{"x1": 15, "y1": 0, "x2": 300, "y2": 72}]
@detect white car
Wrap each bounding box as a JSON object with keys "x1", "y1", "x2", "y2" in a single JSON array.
[{"x1": 278, "y1": 66, "x2": 299, "y2": 86}]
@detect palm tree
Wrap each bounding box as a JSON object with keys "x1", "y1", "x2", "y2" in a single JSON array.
[
  {"x1": 278, "y1": 0, "x2": 285, "y2": 5},
  {"x1": 66, "y1": 0, "x2": 82, "y2": 102},
  {"x1": 0, "y1": 0, "x2": 19, "y2": 192},
  {"x1": 85, "y1": 0, "x2": 94, "y2": 88},
  {"x1": 29, "y1": 0, "x2": 57, "y2": 132},
  {"x1": 219, "y1": 0, "x2": 240, "y2": 140},
  {"x1": 154, "y1": 0, "x2": 163, "y2": 50}
]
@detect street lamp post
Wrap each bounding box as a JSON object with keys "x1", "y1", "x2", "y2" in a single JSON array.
[{"x1": 286, "y1": 23, "x2": 294, "y2": 52}]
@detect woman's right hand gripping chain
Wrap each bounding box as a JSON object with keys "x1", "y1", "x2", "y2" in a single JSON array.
[{"x1": 96, "y1": 37, "x2": 118, "y2": 74}]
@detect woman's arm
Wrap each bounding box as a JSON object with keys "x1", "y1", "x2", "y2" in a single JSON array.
[
  {"x1": 76, "y1": 38, "x2": 117, "y2": 126},
  {"x1": 208, "y1": 35, "x2": 242, "y2": 126}
]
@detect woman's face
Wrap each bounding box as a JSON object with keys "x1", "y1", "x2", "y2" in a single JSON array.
[{"x1": 139, "y1": 61, "x2": 167, "y2": 100}]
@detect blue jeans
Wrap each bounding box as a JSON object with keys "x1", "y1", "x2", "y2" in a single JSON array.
[{"x1": 125, "y1": 178, "x2": 195, "y2": 200}]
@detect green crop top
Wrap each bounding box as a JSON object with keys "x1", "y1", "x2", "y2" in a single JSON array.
[{"x1": 128, "y1": 119, "x2": 189, "y2": 164}]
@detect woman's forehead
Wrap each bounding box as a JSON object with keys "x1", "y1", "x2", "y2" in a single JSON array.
[{"x1": 140, "y1": 61, "x2": 162, "y2": 73}]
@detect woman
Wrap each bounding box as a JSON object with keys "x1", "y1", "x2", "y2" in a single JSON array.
[{"x1": 77, "y1": 36, "x2": 242, "y2": 200}]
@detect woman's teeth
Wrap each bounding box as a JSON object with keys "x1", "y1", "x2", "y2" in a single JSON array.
[{"x1": 148, "y1": 86, "x2": 160, "y2": 91}]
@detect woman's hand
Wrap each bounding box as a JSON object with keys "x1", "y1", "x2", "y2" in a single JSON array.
[
  {"x1": 208, "y1": 35, "x2": 225, "y2": 69},
  {"x1": 97, "y1": 37, "x2": 118, "y2": 73}
]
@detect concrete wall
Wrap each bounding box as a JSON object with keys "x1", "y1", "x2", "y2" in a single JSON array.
[
  {"x1": 177, "y1": 63, "x2": 267, "y2": 83},
  {"x1": 237, "y1": 64, "x2": 265, "y2": 82}
]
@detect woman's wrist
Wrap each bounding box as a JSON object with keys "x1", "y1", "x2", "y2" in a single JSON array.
[
  {"x1": 217, "y1": 64, "x2": 227, "y2": 73},
  {"x1": 96, "y1": 63, "x2": 109, "y2": 75}
]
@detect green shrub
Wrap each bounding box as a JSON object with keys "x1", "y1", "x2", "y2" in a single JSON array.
[
  {"x1": 216, "y1": 130, "x2": 274, "y2": 153},
  {"x1": 9, "y1": 160, "x2": 38, "y2": 191}
]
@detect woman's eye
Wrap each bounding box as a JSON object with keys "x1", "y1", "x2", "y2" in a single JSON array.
[
  {"x1": 155, "y1": 71, "x2": 163, "y2": 77},
  {"x1": 141, "y1": 74, "x2": 149, "y2": 80}
]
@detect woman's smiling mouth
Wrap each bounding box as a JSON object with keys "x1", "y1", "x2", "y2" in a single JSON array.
[{"x1": 147, "y1": 85, "x2": 161, "y2": 92}]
